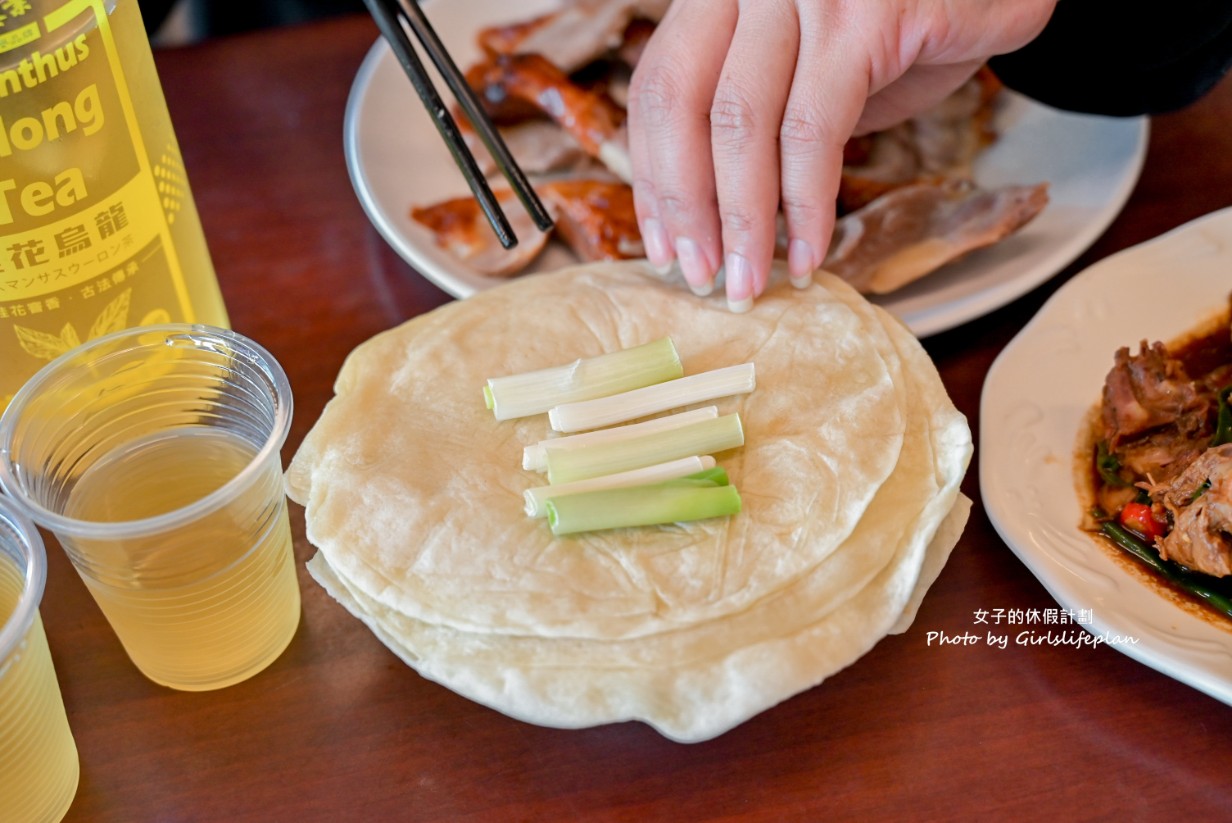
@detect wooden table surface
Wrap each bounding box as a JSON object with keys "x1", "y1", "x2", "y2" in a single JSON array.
[{"x1": 39, "y1": 14, "x2": 1230, "y2": 821}]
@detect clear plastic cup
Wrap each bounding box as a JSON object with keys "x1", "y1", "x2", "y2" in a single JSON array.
[
  {"x1": 0, "y1": 324, "x2": 301, "y2": 691},
  {"x1": 0, "y1": 494, "x2": 80, "y2": 822}
]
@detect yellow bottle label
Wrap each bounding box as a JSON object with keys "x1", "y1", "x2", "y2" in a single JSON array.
[{"x1": 0, "y1": 0, "x2": 225, "y2": 408}]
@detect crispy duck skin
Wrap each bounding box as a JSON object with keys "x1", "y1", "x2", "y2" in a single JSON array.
[
  {"x1": 469, "y1": 54, "x2": 632, "y2": 181},
  {"x1": 1147, "y1": 443, "x2": 1232, "y2": 577},
  {"x1": 411, "y1": 180, "x2": 641, "y2": 274},
  {"x1": 420, "y1": 176, "x2": 1047, "y2": 287},
  {"x1": 821, "y1": 179, "x2": 1049, "y2": 295},
  {"x1": 462, "y1": 61, "x2": 545, "y2": 124},
  {"x1": 410, "y1": 191, "x2": 549, "y2": 277},
  {"x1": 539, "y1": 179, "x2": 643, "y2": 262},
  {"x1": 476, "y1": 0, "x2": 670, "y2": 74}
]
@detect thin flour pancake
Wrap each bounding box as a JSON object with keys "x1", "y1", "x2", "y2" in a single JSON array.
[
  {"x1": 287, "y1": 263, "x2": 909, "y2": 640},
  {"x1": 301, "y1": 270, "x2": 970, "y2": 741},
  {"x1": 288, "y1": 262, "x2": 972, "y2": 742}
]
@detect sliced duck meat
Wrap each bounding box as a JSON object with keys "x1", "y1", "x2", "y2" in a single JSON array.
[
  {"x1": 839, "y1": 69, "x2": 1002, "y2": 213},
  {"x1": 910, "y1": 67, "x2": 1002, "y2": 176},
  {"x1": 476, "y1": 0, "x2": 671, "y2": 75},
  {"x1": 822, "y1": 179, "x2": 1050, "y2": 295},
  {"x1": 459, "y1": 118, "x2": 589, "y2": 178},
  {"x1": 839, "y1": 128, "x2": 928, "y2": 213},
  {"x1": 468, "y1": 54, "x2": 633, "y2": 182}
]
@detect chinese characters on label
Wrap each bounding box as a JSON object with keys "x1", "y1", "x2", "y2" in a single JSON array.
[{"x1": 0, "y1": 201, "x2": 131, "y2": 291}]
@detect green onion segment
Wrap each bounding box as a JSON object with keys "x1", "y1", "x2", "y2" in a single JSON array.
[
  {"x1": 523, "y1": 406, "x2": 719, "y2": 471},
  {"x1": 548, "y1": 363, "x2": 755, "y2": 433},
  {"x1": 485, "y1": 337, "x2": 683, "y2": 421},
  {"x1": 523, "y1": 455, "x2": 717, "y2": 517},
  {"x1": 547, "y1": 483, "x2": 742, "y2": 536},
  {"x1": 545, "y1": 413, "x2": 744, "y2": 484}
]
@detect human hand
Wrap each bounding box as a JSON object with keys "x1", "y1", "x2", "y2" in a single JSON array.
[{"x1": 627, "y1": 0, "x2": 1057, "y2": 311}]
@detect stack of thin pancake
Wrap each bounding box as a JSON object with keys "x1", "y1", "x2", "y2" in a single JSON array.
[{"x1": 286, "y1": 261, "x2": 972, "y2": 742}]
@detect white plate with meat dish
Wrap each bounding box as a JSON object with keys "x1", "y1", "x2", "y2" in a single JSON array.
[
  {"x1": 344, "y1": 0, "x2": 1148, "y2": 337},
  {"x1": 980, "y1": 206, "x2": 1232, "y2": 706}
]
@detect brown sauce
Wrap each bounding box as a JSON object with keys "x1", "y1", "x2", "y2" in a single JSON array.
[{"x1": 1075, "y1": 303, "x2": 1232, "y2": 632}]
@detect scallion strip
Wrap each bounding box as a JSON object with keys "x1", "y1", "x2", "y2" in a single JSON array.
[
  {"x1": 547, "y1": 484, "x2": 742, "y2": 535},
  {"x1": 546, "y1": 413, "x2": 744, "y2": 484},
  {"x1": 485, "y1": 337, "x2": 683, "y2": 420},
  {"x1": 523, "y1": 455, "x2": 717, "y2": 517},
  {"x1": 523, "y1": 406, "x2": 719, "y2": 471},
  {"x1": 548, "y1": 363, "x2": 755, "y2": 433}
]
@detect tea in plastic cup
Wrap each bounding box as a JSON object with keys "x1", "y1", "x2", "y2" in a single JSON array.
[
  {"x1": 0, "y1": 325, "x2": 301, "y2": 691},
  {"x1": 0, "y1": 494, "x2": 80, "y2": 822}
]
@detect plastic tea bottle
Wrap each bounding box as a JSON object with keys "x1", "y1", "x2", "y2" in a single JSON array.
[{"x1": 0, "y1": 0, "x2": 228, "y2": 410}]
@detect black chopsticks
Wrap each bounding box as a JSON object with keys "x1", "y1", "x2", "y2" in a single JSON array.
[{"x1": 363, "y1": 0, "x2": 554, "y2": 249}]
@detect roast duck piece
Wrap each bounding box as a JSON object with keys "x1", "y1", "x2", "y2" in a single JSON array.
[
  {"x1": 411, "y1": 2, "x2": 1049, "y2": 293},
  {"x1": 475, "y1": 0, "x2": 671, "y2": 75}
]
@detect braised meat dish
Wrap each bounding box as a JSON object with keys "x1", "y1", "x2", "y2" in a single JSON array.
[{"x1": 1090, "y1": 299, "x2": 1232, "y2": 602}]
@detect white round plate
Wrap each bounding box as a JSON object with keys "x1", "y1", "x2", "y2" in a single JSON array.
[
  {"x1": 344, "y1": 0, "x2": 1147, "y2": 337},
  {"x1": 980, "y1": 206, "x2": 1232, "y2": 706}
]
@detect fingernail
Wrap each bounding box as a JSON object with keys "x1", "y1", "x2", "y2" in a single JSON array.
[
  {"x1": 676, "y1": 237, "x2": 713, "y2": 296},
  {"x1": 725, "y1": 252, "x2": 753, "y2": 313},
  {"x1": 788, "y1": 239, "x2": 815, "y2": 289},
  {"x1": 642, "y1": 218, "x2": 673, "y2": 272}
]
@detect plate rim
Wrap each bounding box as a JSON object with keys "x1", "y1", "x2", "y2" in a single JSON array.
[
  {"x1": 979, "y1": 206, "x2": 1232, "y2": 706},
  {"x1": 893, "y1": 113, "x2": 1148, "y2": 337},
  {"x1": 343, "y1": 39, "x2": 481, "y2": 301},
  {"x1": 343, "y1": 0, "x2": 1148, "y2": 336}
]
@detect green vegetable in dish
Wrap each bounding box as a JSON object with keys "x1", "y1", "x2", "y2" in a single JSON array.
[
  {"x1": 1212, "y1": 385, "x2": 1232, "y2": 447},
  {"x1": 1095, "y1": 440, "x2": 1129, "y2": 487},
  {"x1": 1100, "y1": 521, "x2": 1232, "y2": 618}
]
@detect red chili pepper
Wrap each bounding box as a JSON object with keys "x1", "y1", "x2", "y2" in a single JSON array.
[{"x1": 1119, "y1": 502, "x2": 1168, "y2": 541}]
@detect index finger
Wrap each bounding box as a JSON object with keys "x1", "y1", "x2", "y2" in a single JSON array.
[{"x1": 628, "y1": 0, "x2": 737, "y2": 296}]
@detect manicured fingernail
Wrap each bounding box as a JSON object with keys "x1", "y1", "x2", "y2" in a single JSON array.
[
  {"x1": 642, "y1": 218, "x2": 673, "y2": 272},
  {"x1": 676, "y1": 237, "x2": 713, "y2": 296},
  {"x1": 725, "y1": 252, "x2": 753, "y2": 313},
  {"x1": 788, "y1": 239, "x2": 815, "y2": 288}
]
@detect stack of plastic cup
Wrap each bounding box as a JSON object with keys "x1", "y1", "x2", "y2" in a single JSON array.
[{"x1": 0, "y1": 494, "x2": 79, "y2": 822}]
